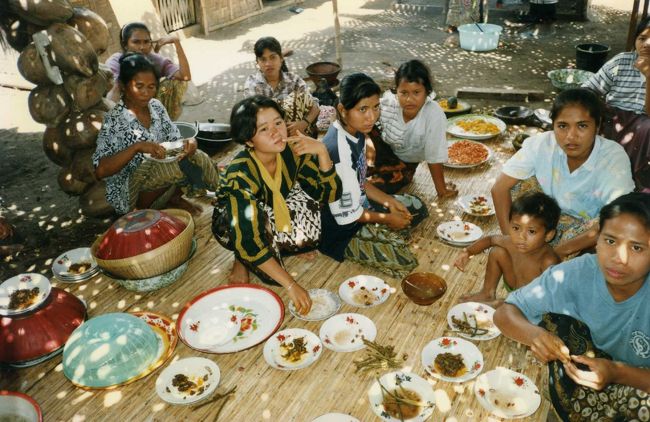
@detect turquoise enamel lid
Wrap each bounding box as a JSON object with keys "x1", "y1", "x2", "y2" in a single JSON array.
[{"x1": 63, "y1": 313, "x2": 161, "y2": 388}]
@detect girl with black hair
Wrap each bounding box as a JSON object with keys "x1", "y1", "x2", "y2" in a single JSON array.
[
  {"x1": 320, "y1": 73, "x2": 427, "y2": 277},
  {"x1": 492, "y1": 88, "x2": 634, "y2": 259},
  {"x1": 106, "y1": 22, "x2": 191, "y2": 120},
  {"x1": 495, "y1": 192, "x2": 650, "y2": 421},
  {"x1": 243, "y1": 36, "x2": 320, "y2": 137},
  {"x1": 583, "y1": 16, "x2": 650, "y2": 192},
  {"x1": 369, "y1": 59, "x2": 457, "y2": 197},
  {"x1": 93, "y1": 53, "x2": 218, "y2": 216},
  {"x1": 212, "y1": 95, "x2": 340, "y2": 314}
]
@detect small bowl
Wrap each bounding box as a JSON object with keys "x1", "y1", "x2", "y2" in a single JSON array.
[
  {"x1": 493, "y1": 106, "x2": 533, "y2": 124},
  {"x1": 0, "y1": 391, "x2": 42, "y2": 422},
  {"x1": 547, "y1": 69, "x2": 594, "y2": 90},
  {"x1": 174, "y1": 121, "x2": 199, "y2": 139},
  {"x1": 306, "y1": 62, "x2": 341, "y2": 87},
  {"x1": 401, "y1": 272, "x2": 447, "y2": 306}
]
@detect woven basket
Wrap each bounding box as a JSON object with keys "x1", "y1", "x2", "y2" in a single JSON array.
[{"x1": 91, "y1": 209, "x2": 194, "y2": 279}]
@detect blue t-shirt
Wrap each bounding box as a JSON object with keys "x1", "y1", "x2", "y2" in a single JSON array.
[{"x1": 506, "y1": 254, "x2": 650, "y2": 367}]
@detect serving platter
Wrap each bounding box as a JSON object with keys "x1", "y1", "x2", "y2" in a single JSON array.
[
  {"x1": 178, "y1": 284, "x2": 284, "y2": 354},
  {"x1": 444, "y1": 140, "x2": 492, "y2": 169},
  {"x1": 368, "y1": 371, "x2": 436, "y2": 422},
  {"x1": 319, "y1": 313, "x2": 376, "y2": 353},
  {"x1": 421, "y1": 337, "x2": 483, "y2": 383},
  {"x1": 263, "y1": 328, "x2": 323, "y2": 370},
  {"x1": 447, "y1": 302, "x2": 501, "y2": 341},
  {"x1": 338, "y1": 275, "x2": 391, "y2": 308},
  {"x1": 447, "y1": 114, "x2": 506, "y2": 140},
  {"x1": 474, "y1": 367, "x2": 541, "y2": 419},
  {"x1": 289, "y1": 288, "x2": 341, "y2": 321}
]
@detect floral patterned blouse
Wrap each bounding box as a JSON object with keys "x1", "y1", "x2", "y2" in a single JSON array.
[
  {"x1": 243, "y1": 69, "x2": 318, "y2": 105},
  {"x1": 92, "y1": 99, "x2": 180, "y2": 214}
]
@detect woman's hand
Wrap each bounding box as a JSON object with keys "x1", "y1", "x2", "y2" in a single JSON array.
[
  {"x1": 564, "y1": 355, "x2": 615, "y2": 390},
  {"x1": 288, "y1": 282, "x2": 312, "y2": 315},
  {"x1": 183, "y1": 137, "x2": 198, "y2": 157},
  {"x1": 138, "y1": 141, "x2": 166, "y2": 159},
  {"x1": 438, "y1": 182, "x2": 459, "y2": 198},
  {"x1": 636, "y1": 54, "x2": 650, "y2": 78},
  {"x1": 287, "y1": 132, "x2": 325, "y2": 156},
  {"x1": 530, "y1": 328, "x2": 571, "y2": 364},
  {"x1": 386, "y1": 197, "x2": 411, "y2": 218},
  {"x1": 384, "y1": 211, "x2": 411, "y2": 230},
  {"x1": 153, "y1": 34, "x2": 179, "y2": 53},
  {"x1": 287, "y1": 120, "x2": 310, "y2": 137}
]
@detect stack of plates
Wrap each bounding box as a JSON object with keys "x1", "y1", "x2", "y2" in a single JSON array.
[
  {"x1": 52, "y1": 248, "x2": 99, "y2": 283},
  {"x1": 436, "y1": 221, "x2": 483, "y2": 247}
]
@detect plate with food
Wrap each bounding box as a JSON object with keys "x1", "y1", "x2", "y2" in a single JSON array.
[
  {"x1": 368, "y1": 371, "x2": 436, "y2": 422},
  {"x1": 338, "y1": 275, "x2": 391, "y2": 308},
  {"x1": 421, "y1": 337, "x2": 483, "y2": 383},
  {"x1": 437, "y1": 97, "x2": 471, "y2": 116},
  {"x1": 52, "y1": 247, "x2": 98, "y2": 282},
  {"x1": 177, "y1": 284, "x2": 284, "y2": 354},
  {"x1": 447, "y1": 302, "x2": 500, "y2": 341},
  {"x1": 436, "y1": 221, "x2": 482, "y2": 246},
  {"x1": 319, "y1": 313, "x2": 377, "y2": 353},
  {"x1": 474, "y1": 367, "x2": 541, "y2": 419},
  {"x1": 457, "y1": 195, "x2": 495, "y2": 217},
  {"x1": 445, "y1": 140, "x2": 492, "y2": 168},
  {"x1": 143, "y1": 140, "x2": 185, "y2": 163},
  {"x1": 289, "y1": 288, "x2": 341, "y2": 321},
  {"x1": 0, "y1": 273, "x2": 51, "y2": 316},
  {"x1": 447, "y1": 114, "x2": 506, "y2": 140},
  {"x1": 155, "y1": 357, "x2": 220, "y2": 405},
  {"x1": 263, "y1": 328, "x2": 323, "y2": 370}
]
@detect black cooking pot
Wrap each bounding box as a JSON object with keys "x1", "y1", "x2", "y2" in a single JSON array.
[
  {"x1": 195, "y1": 120, "x2": 231, "y2": 154},
  {"x1": 493, "y1": 106, "x2": 533, "y2": 124}
]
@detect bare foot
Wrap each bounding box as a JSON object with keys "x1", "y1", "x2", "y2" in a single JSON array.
[
  {"x1": 459, "y1": 290, "x2": 497, "y2": 304},
  {"x1": 228, "y1": 259, "x2": 249, "y2": 284},
  {"x1": 296, "y1": 250, "x2": 318, "y2": 261}
]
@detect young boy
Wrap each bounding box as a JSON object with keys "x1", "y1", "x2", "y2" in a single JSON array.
[{"x1": 454, "y1": 191, "x2": 561, "y2": 307}]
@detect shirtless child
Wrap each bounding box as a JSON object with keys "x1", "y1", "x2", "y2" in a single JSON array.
[{"x1": 454, "y1": 191, "x2": 561, "y2": 307}]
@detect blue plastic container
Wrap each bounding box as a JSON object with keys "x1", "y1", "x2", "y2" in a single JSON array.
[{"x1": 458, "y1": 24, "x2": 503, "y2": 52}]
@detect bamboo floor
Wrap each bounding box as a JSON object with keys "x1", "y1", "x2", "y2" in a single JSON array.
[{"x1": 0, "y1": 127, "x2": 552, "y2": 421}]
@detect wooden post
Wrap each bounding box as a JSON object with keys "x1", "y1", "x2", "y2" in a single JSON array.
[{"x1": 332, "y1": 0, "x2": 342, "y2": 66}]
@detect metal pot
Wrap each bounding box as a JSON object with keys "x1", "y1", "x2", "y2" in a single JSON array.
[{"x1": 195, "y1": 121, "x2": 231, "y2": 142}]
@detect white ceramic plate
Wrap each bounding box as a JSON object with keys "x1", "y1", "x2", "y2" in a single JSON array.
[
  {"x1": 182, "y1": 308, "x2": 241, "y2": 348},
  {"x1": 319, "y1": 313, "x2": 377, "y2": 353},
  {"x1": 143, "y1": 140, "x2": 184, "y2": 163},
  {"x1": 155, "y1": 357, "x2": 220, "y2": 405},
  {"x1": 447, "y1": 302, "x2": 501, "y2": 341},
  {"x1": 52, "y1": 247, "x2": 98, "y2": 282},
  {"x1": 0, "y1": 273, "x2": 51, "y2": 316},
  {"x1": 263, "y1": 328, "x2": 323, "y2": 370},
  {"x1": 447, "y1": 114, "x2": 506, "y2": 140},
  {"x1": 421, "y1": 337, "x2": 484, "y2": 383},
  {"x1": 474, "y1": 367, "x2": 541, "y2": 419},
  {"x1": 311, "y1": 413, "x2": 361, "y2": 422},
  {"x1": 289, "y1": 289, "x2": 341, "y2": 321},
  {"x1": 368, "y1": 371, "x2": 436, "y2": 422},
  {"x1": 177, "y1": 284, "x2": 284, "y2": 354},
  {"x1": 436, "y1": 221, "x2": 483, "y2": 245},
  {"x1": 338, "y1": 275, "x2": 390, "y2": 308},
  {"x1": 444, "y1": 140, "x2": 492, "y2": 169},
  {"x1": 457, "y1": 195, "x2": 495, "y2": 217}
]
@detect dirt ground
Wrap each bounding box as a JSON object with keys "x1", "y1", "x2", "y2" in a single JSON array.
[{"x1": 0, "y1": 0, "x2": 633, "y2": 279}]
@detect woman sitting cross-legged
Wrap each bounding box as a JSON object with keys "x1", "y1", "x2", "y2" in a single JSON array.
[
  {"x1": 491, "y1": 88, "x2": 635, "y2": 259},
  {"x1": 494, "y1": 192, "x2": 650, "y2": 421},
  {"x1": 212, "y1": 95, "x2": 341, "y2": 314},
  {"x1": 94, "y1": 53, "x2": 219, "y2": 216},
  {"x1": 319, "y1": 73, "x2": 428, "y2": 278}
]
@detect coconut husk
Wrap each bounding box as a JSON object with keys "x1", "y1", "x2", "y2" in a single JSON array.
[
  {"x1": 61, "y1": 108, "x2": 104, "y2": 149},
  {"x1": 43, "y1": 126, "x2": 73, "y2": 166},
  {"x1": 1, "y1": 14, "x2": 43, "y2": 53},
  {"x1": 70, "y1": 148, "x2": 97, "y2": 184},
  {"x1": 94, "y1": 97, "x2": 116, "y2": 112},
  {"x1": 57, "y1": 166, "x2": 90, "y2": 196},
  {"x1": 47, "y1": 23, "x2": 98, "y2": 77},
  {"x1": 64, "y1": 73, "x2": 108, "y2": 111},
  {"x1": 28, "y1": 84, "x2": 71, "y2": 127},
  {"x1": 79, "y1": 181, "x2": 114, "y2": 217},
  {"x1": 67, "y1": 7, "x2": 109, "y2": 55},
  {"x1": 98, "y1": 64, "x2": 115, "y2": 96},
  {"x1": 8, "y1": 0, "x2": 73, "y2": 27},
  {"x1": 17, "y1": 43, "x2": 50, "y2": 85}
]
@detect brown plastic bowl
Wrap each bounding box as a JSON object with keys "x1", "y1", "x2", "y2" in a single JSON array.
[
  {"x1": 401, "y1": 272, "x2": 447, "y2": 306},
  {"x1": 306, "y1": 61, "x2": 341, "y2": 86}
]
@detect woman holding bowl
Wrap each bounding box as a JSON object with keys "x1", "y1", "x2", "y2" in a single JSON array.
[
  {"x1": 491, "y1": 88, "x2": 634, "y2": 258},
  {"x1": 94, "y1": 53, "x2": 219, "y2": 216}
]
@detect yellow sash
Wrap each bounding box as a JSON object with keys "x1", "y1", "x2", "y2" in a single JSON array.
[{"x1": 250, "y1": 151, "x2": 292, "y2": 233}]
